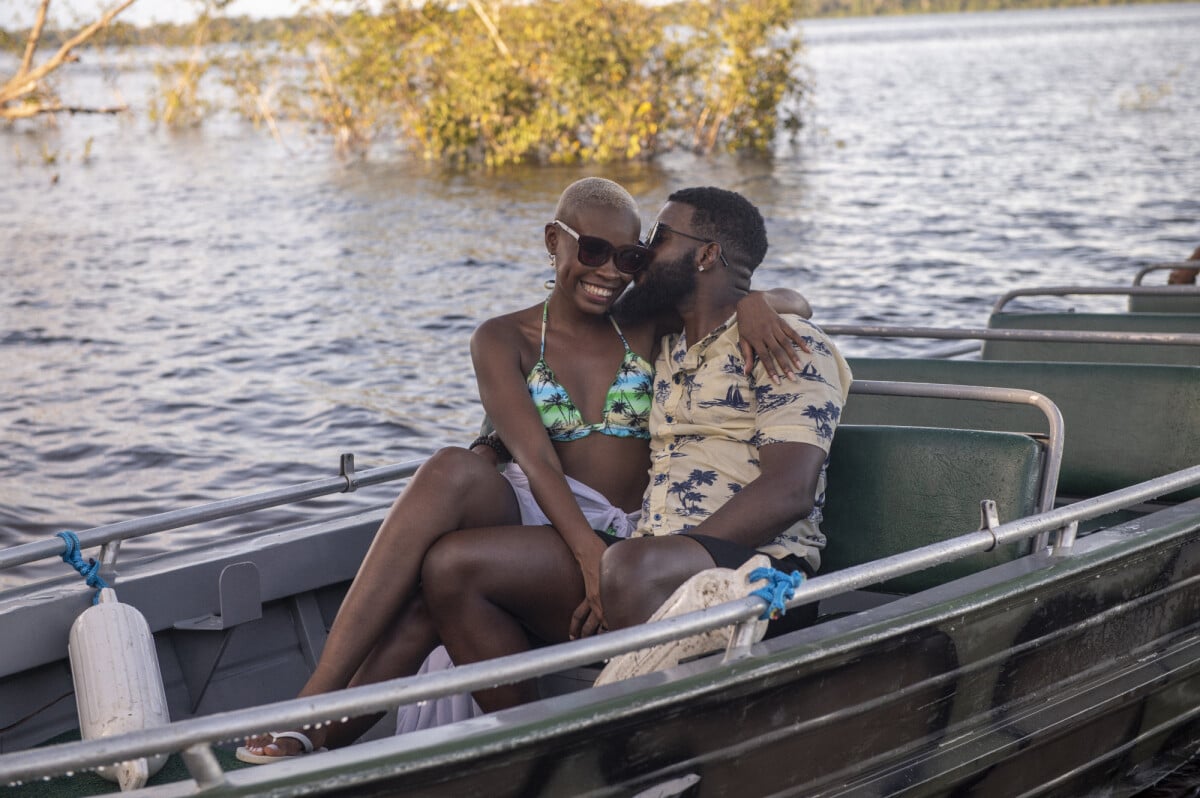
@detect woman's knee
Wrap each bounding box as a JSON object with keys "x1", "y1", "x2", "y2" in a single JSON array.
[
  {"x1": 421, "y1": 535, "x2": 487, "y2": 614},
  {"x1": 412, "y1": 446, "x2": 490, "y2": 494}
]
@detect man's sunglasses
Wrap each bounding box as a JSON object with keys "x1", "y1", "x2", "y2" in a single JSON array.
[
  {"x1": 643, "y1": 221, "x2": 731, "y2": 269},
  {"x1": 553, "y1": 220, "x2": 652, "y2": 275}
]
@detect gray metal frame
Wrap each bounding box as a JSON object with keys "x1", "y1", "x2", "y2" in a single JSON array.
[
  {"x1": 0, "y1": 458, "x2": 424, "y2": 573},
  {"x1": 1134, "y1": 262, "x2": 1200, "y2": 285},
  {"x1": 2, "y1": 466, "x2": 1197, "y2": 787},
  {"x1": 991, "y1": 285, "x2": 1200, "y2": 313},
  {"x1": 822, "y1": 322, "x2": 1200, "y2": 348}
]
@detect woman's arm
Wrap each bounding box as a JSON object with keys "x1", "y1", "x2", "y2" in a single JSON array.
[
  {"x1": 470, "y1": 318, "x2": 611, "y2": 634},
  {"x1": 736, "y1": 288, "x2": 814, "y2": 382}
]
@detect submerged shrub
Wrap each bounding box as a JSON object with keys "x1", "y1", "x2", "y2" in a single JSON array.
[{"x1": 236, "y1": 0, "x2": 807, "y2": 164}]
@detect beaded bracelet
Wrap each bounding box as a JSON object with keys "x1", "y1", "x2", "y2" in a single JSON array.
[{"x1": 469, "y1": 433, "x2": 511, "y2": 463}]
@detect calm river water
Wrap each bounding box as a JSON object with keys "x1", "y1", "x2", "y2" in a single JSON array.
[{"x1": 2, "y1": 3, "x2": 1198, "y2": 586}]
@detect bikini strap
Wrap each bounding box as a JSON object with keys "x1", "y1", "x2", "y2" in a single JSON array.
[
  {"x1": 539, "y1": 299, "x2": 549, "y2": 359},
  {"x1": 607, "y1": 314, "x2": 632, "y2": 353}
]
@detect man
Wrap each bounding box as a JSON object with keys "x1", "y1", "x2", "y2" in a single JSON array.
[
  {"x1": 595, "y1": 186, "x2": 852, "y2": 636},
  {"x1": 1166, "y1": 246, "x2": 1200, "y2": 285},
  {"x1": 426, "y1": 186, "x2": 851, "y2": 711}
]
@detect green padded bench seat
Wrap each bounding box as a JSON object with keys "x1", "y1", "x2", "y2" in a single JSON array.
[
  {"x1": 843, "y1": 358, "x2": 1200, "y2": 501},
  {"x1": 821, "y1": 425, "x2": 1043, "y2": 595},
  {"x1": 982, "y1": 312, "x2": 1200, "y2": 365}
]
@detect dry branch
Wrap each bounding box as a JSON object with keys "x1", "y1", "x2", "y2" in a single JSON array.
[
  {"x1": 3, "y1": 103, "x2": 128, "y2": 120},
  {"x1": 18, "y1": 0, "x2": 51, "y2": 78},
  {"x1": 1, "y1": 0, "x2": 138, "y2": 119}
]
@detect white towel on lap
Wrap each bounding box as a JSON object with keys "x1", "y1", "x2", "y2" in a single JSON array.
[
  {"x1": 395, "y1": 645, "x2": 483, "y2": 734},
  {"x1": 501, "y1": 462, "x2": 640, "y2": 538}
]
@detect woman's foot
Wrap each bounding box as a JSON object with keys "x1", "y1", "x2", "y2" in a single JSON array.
[{"x1": 236, "y1": 729, "x2": 327, "y2": 764}]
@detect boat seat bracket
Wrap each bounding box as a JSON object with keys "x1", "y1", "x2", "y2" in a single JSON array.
[
  {"x1": 978, "y1": 499, "x2": 1000, "y2": 552},
  {"x1": 722, "y1": 618, "x2": 760, "y2": 664},
  {"x1": 181, "y1": 742, "x2": 227, "y2": 790},
  {"x1": 1053, "y1": 520, "x2": 1079, "y2": 555},
  {"x1": 173, "y1": 562, "x2": 262, "y2": 631}
]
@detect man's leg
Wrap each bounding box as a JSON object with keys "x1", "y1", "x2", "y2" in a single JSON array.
[
  {"x1": 422, "y1": 525, "x2": 588, "y2": 712},
  {"x1": 598, "y1": 536, "x2": 716, "y2": 630}
]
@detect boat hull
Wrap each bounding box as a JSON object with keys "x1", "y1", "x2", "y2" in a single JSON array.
[{"x1": 145, "y1": 500, "x2": 1200, "y2": 797}]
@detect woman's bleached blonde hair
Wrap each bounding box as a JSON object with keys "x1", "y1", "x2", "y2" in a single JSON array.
[{"x1": 555, "y1": 177, "x2": 639, "y2": 221}]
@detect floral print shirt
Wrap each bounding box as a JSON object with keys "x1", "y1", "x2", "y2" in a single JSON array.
[{"x1": 635, "y1": 313, "x2": 853, "y2": 571}]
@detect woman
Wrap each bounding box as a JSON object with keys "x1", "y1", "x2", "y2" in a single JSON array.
[{"x1": 238, "y1": 178, "x2": 809, "y2": 761}]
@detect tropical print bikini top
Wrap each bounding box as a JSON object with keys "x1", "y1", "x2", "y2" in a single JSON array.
[{"x1": 527, "y1": 300, "x2": 654, "y2": 442}]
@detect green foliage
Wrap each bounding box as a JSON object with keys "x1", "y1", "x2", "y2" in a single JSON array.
[
  {"x1": 232, "y1": 0, "x2": 809, "y2": 165},
  {"x1": 147, "y1": 1, "x2": 234, "y2": 128}
]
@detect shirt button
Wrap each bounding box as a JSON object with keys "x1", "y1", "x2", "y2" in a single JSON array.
[
  {"x1": 667, "y1": 444, "x2": 675, "y2": 451},
  {"x1": 673, "y1": 374, "x2": 682, "y2": 384},
  {"x1": 654, "y1": 514, "x2": 661, "y2": 520},
  {"x1": 665, "y1": 415, "x2": 674, "y2": 423}
]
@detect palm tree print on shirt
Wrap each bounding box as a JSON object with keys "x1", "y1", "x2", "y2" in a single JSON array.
[
  {"x1": 668, "y1": 468, "x2": 719, "y2": 516},
  {"x1": 802, "y1": 401, "x2": 842, "y2": 442}
]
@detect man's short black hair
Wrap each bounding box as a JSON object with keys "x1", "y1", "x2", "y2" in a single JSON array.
[{"x1": 667, "y1": 186, "x2": 768, "y2": 273}]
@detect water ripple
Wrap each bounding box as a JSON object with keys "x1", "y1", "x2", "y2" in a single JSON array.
[{"x1": 2, "y1": 4, "x2": 1198, "y2": 586}]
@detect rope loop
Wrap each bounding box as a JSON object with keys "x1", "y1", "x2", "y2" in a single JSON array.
[
  {"x1": 57, "y1": 531, "x2": 109, "y2": 605},
  {"x1": 748, "y1": 567, "x2": 804, "y2": 621}
]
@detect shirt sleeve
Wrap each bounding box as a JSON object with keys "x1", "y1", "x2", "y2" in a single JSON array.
[{"x1": 751, "y1": 320, "x2": 852, "y2": 452}]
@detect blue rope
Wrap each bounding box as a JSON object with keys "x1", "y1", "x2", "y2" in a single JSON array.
[
  {"x1": 57, "y1": 531, "x2": 109, "y2": 605},
  {"x1": 748, "y1": 567, "x2": 804, "y2": 621}
]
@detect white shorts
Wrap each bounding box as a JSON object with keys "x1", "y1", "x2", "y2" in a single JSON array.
[{"x1": 501, "y1": 462, "x2": 641, "y2": 539}]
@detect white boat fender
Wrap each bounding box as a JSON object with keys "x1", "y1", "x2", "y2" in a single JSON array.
[{"x1": 68, "y1": 587, "x2": 170, "y2": 791}]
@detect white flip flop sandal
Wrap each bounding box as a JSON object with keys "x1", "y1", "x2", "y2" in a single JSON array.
[{"x1": 235, "y1": 731, "x2": 325, "y2": 764}]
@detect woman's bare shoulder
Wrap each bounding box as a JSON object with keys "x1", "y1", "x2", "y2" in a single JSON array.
[{"x1": 472, "y1": 302, "x2": 543, "y2": 357}]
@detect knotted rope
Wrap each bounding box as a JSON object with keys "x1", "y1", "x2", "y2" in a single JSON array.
[
  {"x1": 749, "y1": 567, "x2": 805, "y2": 620},
  {"x1": 57, "y1": 531, "x2": 109, "y2": 605}
]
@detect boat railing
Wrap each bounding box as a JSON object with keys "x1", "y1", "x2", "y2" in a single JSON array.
[
  {"x1": 992, "y1": 285, "x2": 1200, "y2": 313},
  {"x1": 3, "y1": 465, "x2": 1199, "y2": 788},
  {"x1": 0, "y1": 457, "x2": 426, "y2": 574},
  {"x1": 823, "y1": 322, "x2": 1200, "y2": 349},
  {"x1": 1134, "y1": 262, "x2": 1200, "y2": 285}
]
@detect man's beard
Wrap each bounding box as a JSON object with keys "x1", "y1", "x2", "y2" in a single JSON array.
[{"x1": 612, "y1": 250, "x2": 697, "y2": 324}]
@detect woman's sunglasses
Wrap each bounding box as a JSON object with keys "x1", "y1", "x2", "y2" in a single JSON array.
[{"x1": 553, "y1": 220, "x2": 652, "y2": 275}]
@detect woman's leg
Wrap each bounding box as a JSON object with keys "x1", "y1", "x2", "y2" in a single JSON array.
[
  {"x1": 243, "y1": 448, "x2": 519, "y2": 757},
  {"x1": 307, "y1": 448, "x2": 520, "y2": 694},
  {"x1": 245, "y1": 593, "x2": 441, "y2": 756},
  {"x1": 421, "y1": 525, "x2": 585, "y2": 712},
  {"x1": 323, "y1": 593, "x2": 442, "y2": 749}
]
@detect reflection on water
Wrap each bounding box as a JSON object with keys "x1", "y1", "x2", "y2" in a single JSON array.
[{"x1": 1, "y1": 3, "x2": 1198, "y2": 585}]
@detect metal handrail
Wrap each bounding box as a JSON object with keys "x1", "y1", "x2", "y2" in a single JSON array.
[
  {"x1": 851, "y1": 380, "x2": 1063, "y2": 514},
  {"x1": 3, "y1": 466, "x2": 1198, "y2": 786},
  {"x1": 992, "y1": 285, "x2": 1200, "y2": 313},
  {"x1": 0, "y1": 458, "x2": 426, "y2": 572},
  {"x1": 823, "y1": 323, "x2": 1200, "y2": 347},
  {"x1": 1134, "y1": 262, "x2": 1200, "y2": 285}
]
